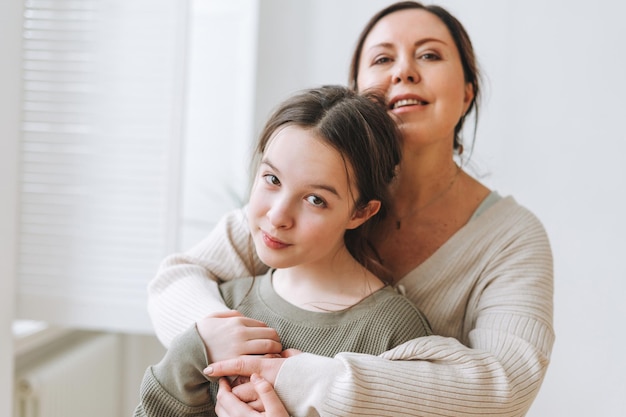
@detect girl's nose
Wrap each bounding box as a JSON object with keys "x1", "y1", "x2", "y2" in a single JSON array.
[{"x1": 266, "y1": 198, "x2": 294, "y2": 229}]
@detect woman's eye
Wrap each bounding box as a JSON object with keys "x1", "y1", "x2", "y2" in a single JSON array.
[
  {"x1": 263, "y1": 174, "x2": 280, "y2": 186},
  {"x1": 306, "y1": 195, "x2": 326, "y2": 208},
  {"x1": 373, "y1": 56, "x2": 391, "y2": 65},
  {"x1": 419, "y1": 52, "x2": 440, "y2": 61}
]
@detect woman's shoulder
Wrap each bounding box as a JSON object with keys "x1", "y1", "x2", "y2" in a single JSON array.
[
  {"x1": 477, "y1": 192, "x2": 545, "y2": 227},
  {"x1": 466, "y1": 193, "x2": 552, "y2": 254}
]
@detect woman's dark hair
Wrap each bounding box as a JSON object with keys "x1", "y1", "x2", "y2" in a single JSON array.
[
  {"x1": 348, "y1": 1, "x2": 481, "y2": 156},
  {"x1": 254, "y1": 85, "x2": 401, "y2": 283}
]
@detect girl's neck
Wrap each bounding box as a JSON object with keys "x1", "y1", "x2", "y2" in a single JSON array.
[{"x1": 272, "y1": 250, "x2": 384, "y2": 312}]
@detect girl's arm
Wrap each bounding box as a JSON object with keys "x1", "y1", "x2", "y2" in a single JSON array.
[
  {"x1": 134, "y1": 326, "x2": 215, "y2": 417},
  {"x1": 148, "y1": 207, "x2": 268, "y2": 347}
]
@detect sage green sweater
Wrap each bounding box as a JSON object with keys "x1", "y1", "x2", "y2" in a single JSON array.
[{"x1": 136, "y1": 272, "x2": 431, "y2": 416}]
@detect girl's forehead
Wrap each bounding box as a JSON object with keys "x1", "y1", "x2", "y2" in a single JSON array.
[
  {"x1": 265, "y1": 124, "x2": 321, "y2": 152},
  {"x1": 263, "y1": 125, "x2": 356, "y2": 193},
  {"x1": 265, "y1": 125, "x2": 335, "y2": 159}
]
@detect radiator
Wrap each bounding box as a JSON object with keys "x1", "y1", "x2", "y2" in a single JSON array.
[{"x1": 14, "y1": 333, "x2": 122, "y2": 417}]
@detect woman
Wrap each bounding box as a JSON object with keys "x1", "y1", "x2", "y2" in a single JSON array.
[{"x1": 148, "y1": 2, "x2": 554, "y2": 416}]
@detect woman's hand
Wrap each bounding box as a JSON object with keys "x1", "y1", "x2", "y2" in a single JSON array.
[
  {"x1": 215, "y1": 375, "x2": 289, "y2": 417},
  {"x1": 196, "y1": 311, "x2": 282, "y2": 363},
  {"x1": 206, "y1": 349, "x2": 301, "y2": 407},
  {"x1": 205, "y1": 354, "x2": 286, "y2": 387}
]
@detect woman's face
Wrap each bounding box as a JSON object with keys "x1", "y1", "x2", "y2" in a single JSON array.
[
  {"x1": 248, "y1": 125, "x2": 372, "y2": 270},
  {"x1": 357, "y1": 9, "x2": 473, "y2": 149}
]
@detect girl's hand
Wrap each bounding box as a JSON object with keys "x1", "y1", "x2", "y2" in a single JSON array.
[
  {"x1": 196, "y1": 311, "x2": 282, "y2": 363},
  {"x1": 215, "y1": 375, "x2": 289, "y2": 417}
]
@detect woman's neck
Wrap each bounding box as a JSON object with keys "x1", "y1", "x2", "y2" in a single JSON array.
[{"x1": 392, "y1": 151, "x2": 461, "y2": 218}]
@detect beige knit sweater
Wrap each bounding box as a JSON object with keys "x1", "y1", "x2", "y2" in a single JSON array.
[{"x1": 148, "y1": 195, "x2": 554, "y2": 416}]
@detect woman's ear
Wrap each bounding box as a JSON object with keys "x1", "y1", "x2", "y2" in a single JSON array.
[
  {"x1": 346, "y1": 200, "x2": 381, "y2": 230},
  {"x1": 462, "y1": 82, "x2": 475, "y2": 114}
]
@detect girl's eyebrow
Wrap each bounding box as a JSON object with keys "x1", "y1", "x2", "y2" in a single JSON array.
[
  {"x1": 260, "y1": 158, "x2": 279, "y2": 173},
  {"x1": 260, "y1": 157, "x2": 341, "y2": 198}
]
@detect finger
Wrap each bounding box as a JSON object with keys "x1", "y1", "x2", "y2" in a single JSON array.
[
  {"x1": 236, "y1": 316, "x2": 275, "y2": 328},
  {"x1": 204, "y1": 311, "x2": 274, "y2": 331},
  {"x1": 225, "y1": 339, "x2": 281, "y2": 358},
  {"x1": 231, "y1": 375, "x2": 250, "y2": 387},
  {"x1": 247, "y1": 339, "x2": 283, "y2": 355},
  {"x1": 206, "y1": 356, "x2": 284, "y2": 385},
  {"x1": 205, "y1": 356, "x2": 263, "y2": 378},
  {"x1": 216, "y1": 378, "x2": 254, "y2": 417},
  {"x1": 231, "y1": 382, "x2": 264, "y2": 412},
  {"x1": 231, "y1": 381, "x2": 259, "y2": 403},
  {"x1": 207, "y1": 310, "x2": 243, "y2": 319},
  {"x1": 239, "y1": 326, "x2": 281, "y2": 343},
  {"x1": 217, "y1": 377, "x2": 233, "y2": 394},
  {"x1": 281, "y1": 348, "x2": 302, "y2": 358},
  {"x1": 251, "y1": 374, "x2": 289, "y2": 417}
]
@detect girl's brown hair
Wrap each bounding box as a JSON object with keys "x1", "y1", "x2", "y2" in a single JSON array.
[{"x1": 253, "y1": 85, "x2": 401, "y2": 282}]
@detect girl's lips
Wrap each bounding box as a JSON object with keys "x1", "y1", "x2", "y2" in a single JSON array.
[{"x1": 262, "y1": 231, "x2": 290, "y2": 249}]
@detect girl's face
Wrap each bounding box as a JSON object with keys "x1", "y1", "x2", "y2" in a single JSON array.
[
  {"x1": 357, "y1": 9, "x2": 473, "y2": 149},
  {"x1": 248, "y1": 125, "x2": 376, "y2": 270}
]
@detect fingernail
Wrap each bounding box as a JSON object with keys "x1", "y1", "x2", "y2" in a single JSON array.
[
  {"x1": 250, "y1": 373, "x2": 261, "y2": 383},
  {"x1": 203, "y1": 366, "x2": 213, "y2": 375}
]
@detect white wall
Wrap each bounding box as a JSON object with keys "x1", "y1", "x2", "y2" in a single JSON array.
[
  {"x1": 0, "y1": 0, "x2": 22, "y2": 414},
  {"x1": 254, "y1": 1, "x2": 626, "y2": 416}
]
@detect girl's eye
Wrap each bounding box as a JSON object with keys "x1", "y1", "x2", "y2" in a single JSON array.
[
  {"x1": 306, "y1": 195, "x2": 326, "y2": 208},
  {"x1": 263, "y1": 174, "x2": 280, "y2": 186}
]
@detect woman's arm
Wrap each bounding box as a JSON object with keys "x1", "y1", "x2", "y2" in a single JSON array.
[
  {"x1": 273, "y1": 208, "x2": 555, "y2": 416},
  {"x1": 207, "y1": 206, "x2": 555, "y2": 416},
  {"x1": 211, "y1": 299, "x2": 553, "y2": 417},
  {"x1": 148, "y1": 207, "x2": 269, "y2": 347}
]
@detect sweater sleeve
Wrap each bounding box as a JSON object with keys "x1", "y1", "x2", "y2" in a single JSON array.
[
  {"x1": 134, "y1": 325, "x2": 215, "y2": 417},
  {"x1": 147, "y1": 207, "x2": 268, "y2": 347},
  {"x1": 274, "y1": 205, "x2": 555, "y2": 417}
]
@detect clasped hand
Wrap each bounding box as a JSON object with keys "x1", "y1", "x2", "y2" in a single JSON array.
[
  {"x1": 196, "y1": 311, "x2": 300, "y2": 415},
  {"x1": 197, "y1": 310, "x2": 283, "y2": 363}
]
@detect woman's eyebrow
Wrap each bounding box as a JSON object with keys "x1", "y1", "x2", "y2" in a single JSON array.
[{"x1": 366, "y1": 37, "x2": 448, "y2": 51}]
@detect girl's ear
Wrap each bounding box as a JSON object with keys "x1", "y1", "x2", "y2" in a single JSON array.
[{"x1": 346, "y1": 200, "x2": 381, "y2": 230}]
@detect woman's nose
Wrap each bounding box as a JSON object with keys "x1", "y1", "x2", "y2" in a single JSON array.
[{"x1": 392, "y1": 58, "x2": 420, "y2": 84}]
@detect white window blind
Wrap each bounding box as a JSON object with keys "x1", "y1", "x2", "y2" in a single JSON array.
[
  {"x1": 16, "y1": 0, "x2": 260, "y2": 334},
  {"x1": 16, "y1": 0, "x2": 188, "y2": 333}
]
